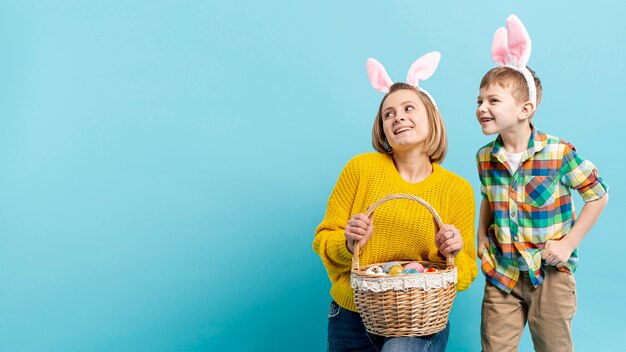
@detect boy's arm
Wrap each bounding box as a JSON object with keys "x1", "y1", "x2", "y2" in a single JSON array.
[
  {"x1": 544, "y1": 143, "x2": 610, "y2": 267},
  {"x1": 542, "y1": 193, "x2": 609, "y2": 267},
  {"x1": 477, "y1": 198, "x2": 493, "y2": 258}
]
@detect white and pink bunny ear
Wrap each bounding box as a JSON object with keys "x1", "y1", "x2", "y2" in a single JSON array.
[
  {"x1": 489, "y1": 14, "x2": 537, "y2": 107},
  {"x1": 406, "y1": 51, "x2": 441, "y2": 87},
  {"x1": 491, "y1": 15, "x2": 532, "y2": 67},
  {"x1": 366, "y1": 58, "x2": 394, "y2": 93},
  {"x1": 366, "y1": 53, "x2": 441, "y2": 110},
  {"x1": 491, "y1": 27, "x2": 509, "y2": 66},
  {"x1": 505, "y1": 14, "x2": 531, "y2": 67}
]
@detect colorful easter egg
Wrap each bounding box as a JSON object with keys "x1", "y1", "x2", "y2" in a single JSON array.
[
  {"x1": 426, "y1": 267, "x2": 438, "y2": 273},
  {"x1": 402, "y1": 268, "x2": 419, "y2": 274},
  {"x1": 382, "y1": 262, "x2": 401, "y2": 273},
  {"x1": 388, "y1": 265, "x2": 404, "y2": 275},
  {"x1": 365, "y1": 266, "x2": 385, "y2": 275},
  {"x1": 404, "y1": 262, "x2": 425, "y2": 273}
]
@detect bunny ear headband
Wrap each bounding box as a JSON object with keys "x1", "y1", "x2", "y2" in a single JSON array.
[
  {"x1": 491, "y1": 14, "x2": 536, "y2": 106},
  {"x1": 366, "y1": 51, "x2": 441, "y2": 109}
]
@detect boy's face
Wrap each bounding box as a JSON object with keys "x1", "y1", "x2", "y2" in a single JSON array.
[{"x1": 476, "y1": 84, "x2": 527, "y2": 136}]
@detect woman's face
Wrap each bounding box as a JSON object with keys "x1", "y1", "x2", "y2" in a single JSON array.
[{"x1": 381, "y1": 89, "x2": 430, "y2": 153}]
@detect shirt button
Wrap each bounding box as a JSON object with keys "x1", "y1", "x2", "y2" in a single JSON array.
[{"x1": 511, "y1": 211, "x2": 516, "y2": 217}]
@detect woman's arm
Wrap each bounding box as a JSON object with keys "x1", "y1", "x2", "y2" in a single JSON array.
[
  {"x1": 313, "y1": 160, "x2": 360, "y2": 275},
  {"x1": 433, "y1": 179, "x2": 478, "y2": 291}
]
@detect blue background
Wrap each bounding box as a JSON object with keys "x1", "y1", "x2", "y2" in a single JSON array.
[{"x1": 1, "y1": 1, "x2": 624, "y2": 351}]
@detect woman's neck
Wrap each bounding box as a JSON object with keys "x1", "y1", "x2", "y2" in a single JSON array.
[{"x1": 392, "y1": 150, "x2": 433, "y2": 184}]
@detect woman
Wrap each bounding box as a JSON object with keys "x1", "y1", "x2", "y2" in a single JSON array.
[{"x1": 313, "y1": 55, "x2": 478, "y2": 352}]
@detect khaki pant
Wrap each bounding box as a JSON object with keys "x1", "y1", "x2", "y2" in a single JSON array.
[{"x1": 481, "y1": 267, "x2": 577, "y2": 352}]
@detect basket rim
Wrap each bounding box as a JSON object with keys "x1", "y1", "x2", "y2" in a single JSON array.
[
  {"x1": 352, "y1": 260, "x2": 452, "y2": 278},
  {"x1": 351, "y1": 266, "x2": 457, "y2": 293}
]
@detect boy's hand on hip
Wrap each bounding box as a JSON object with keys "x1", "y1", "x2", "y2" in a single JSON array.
[{"x1": 542, "y1": 239, "x2": 575, "y2": 267}]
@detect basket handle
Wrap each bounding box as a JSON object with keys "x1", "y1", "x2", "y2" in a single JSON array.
[{"x1": 351, "y1": 193, "x2": 455, "y2": 272}]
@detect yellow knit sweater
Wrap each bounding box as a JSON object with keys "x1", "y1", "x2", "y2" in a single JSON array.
[{"x1": 313, "y1": 152, "x2": 478, "y2": 312}]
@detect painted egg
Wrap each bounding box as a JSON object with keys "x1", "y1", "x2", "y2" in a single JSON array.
[
  {"x1": 404, "y1": 262, "x2": 425, "y2": 273},
  {"x1": 365, "y1": 266, "x2": 385, "y2": 275},
  {"x1": 402, "y1": 268, "x2": 419, "y2": 274},
  {"x1": 388, "y1": 265, "x2": 404, "y2": 275},
  {"x1": 382, "y1": 262, "x2": 402, "y2": 273},
  {"x1": 426, "y1": 267, "x2": 438, "y2": 273}
]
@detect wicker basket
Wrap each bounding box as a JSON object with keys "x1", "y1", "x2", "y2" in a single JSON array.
[{"x1": 350, "y1": 194, "x2": 457, "y2": 337}]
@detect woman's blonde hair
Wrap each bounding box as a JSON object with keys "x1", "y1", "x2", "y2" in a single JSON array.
[{"x1": 372, "y1": 83, "x2": 447, "y2": 163}]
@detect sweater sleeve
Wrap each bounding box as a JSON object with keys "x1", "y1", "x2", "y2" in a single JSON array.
[
  {"x1": 313, "y1": 159, "x2": 359, "y2": 278},
  {"x1": 448, "y1": 179, "x2": 478, "y2": 291}
]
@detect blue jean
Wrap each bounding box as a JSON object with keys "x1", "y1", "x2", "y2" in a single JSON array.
[{"x1": 327, "y1": 300, "x2": 450, "y2": 352}]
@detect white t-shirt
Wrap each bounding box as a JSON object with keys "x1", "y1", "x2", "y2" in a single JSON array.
[{"x1": 501, "y1": 148, "x2": 524, "y2": 174}]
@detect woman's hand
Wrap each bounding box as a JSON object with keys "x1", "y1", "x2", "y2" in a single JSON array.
[
  {"x1": 435, "y1": 224, "x2": 464, "y2": 258},
  {"x1": 345, "y1": 213, "x2": 374, "y2": 254}
]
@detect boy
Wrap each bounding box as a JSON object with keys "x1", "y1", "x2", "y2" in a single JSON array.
[{"x1": 475, "y1": 15, "x2": 609, "y2": 352}]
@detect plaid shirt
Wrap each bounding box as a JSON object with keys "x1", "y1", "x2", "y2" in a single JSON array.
[{"x1": 477, "y1": 127, "x2": 608, "y2": 292}]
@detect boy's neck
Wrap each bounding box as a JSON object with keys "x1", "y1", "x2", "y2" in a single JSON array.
[{"x1": 500, "y1": 123, "x2": 533, "y2": 154}]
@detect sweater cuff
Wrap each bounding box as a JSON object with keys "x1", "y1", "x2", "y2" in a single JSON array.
[
  {"x1": 453, "y1": 250, "x2": 477, "y2": 292},
  {"x1": 330, "y1": 233, "x2": 355, "y2": 267},
  {"x1": 428, "y1": 246, "x2": 446, "y2": 263}
]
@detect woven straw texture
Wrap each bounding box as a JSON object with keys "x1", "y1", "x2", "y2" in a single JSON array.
[{"x1": 351, "y1": 194, "x2": 457, "y2": 337}]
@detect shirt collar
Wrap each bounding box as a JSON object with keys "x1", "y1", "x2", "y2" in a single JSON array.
[{"x1": 490, "y1": 125, "x2": 548, "y2": 162}]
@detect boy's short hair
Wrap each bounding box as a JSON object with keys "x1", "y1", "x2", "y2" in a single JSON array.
[
  {"x1": 480, "y1": 66, "x2": 543, "y2": 109},
  {"x1": 372, "y1": 83, "x2": 447, "y2": 163}
]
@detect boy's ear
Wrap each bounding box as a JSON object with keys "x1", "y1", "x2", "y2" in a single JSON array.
[{"x1": 518, "y1": 101, "x2": 536, "y2": 120}]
